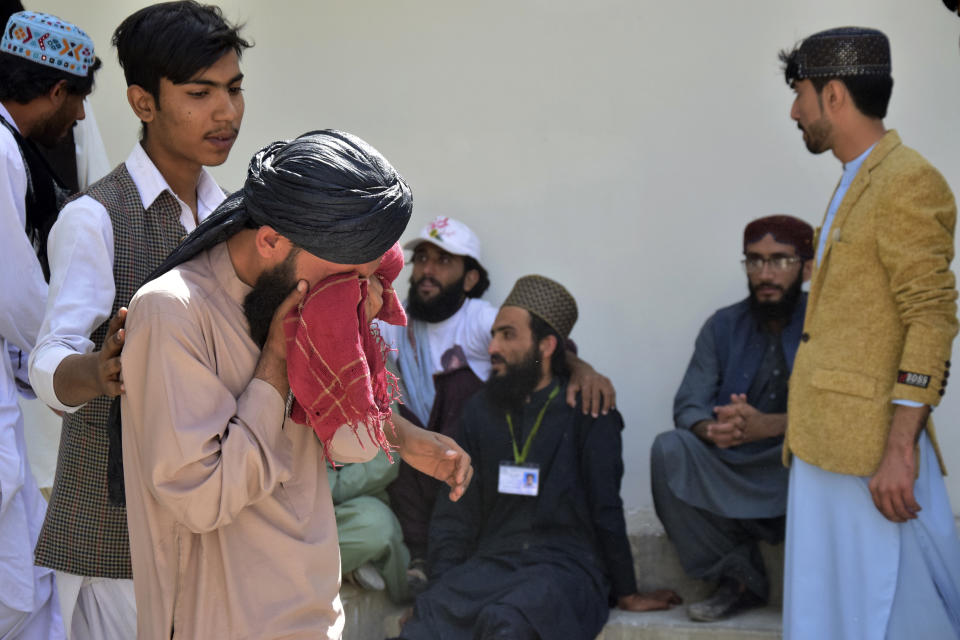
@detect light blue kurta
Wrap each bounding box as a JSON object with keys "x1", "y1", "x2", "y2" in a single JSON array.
[
  {"x1": 785, "y1": 140, "x2": 960, "y2": 638},
  {"x1": 784, "y1": 432, "x2": 960, "y2": 639}
]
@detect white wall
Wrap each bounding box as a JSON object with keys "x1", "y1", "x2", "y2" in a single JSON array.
[{"x1": 33, "y1": 0, "x2": 960, "y2": 512}]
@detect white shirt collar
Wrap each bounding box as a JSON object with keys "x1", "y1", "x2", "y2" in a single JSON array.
[{"x1": 123, "y1": 143, "x2": 225, "y2": 229}]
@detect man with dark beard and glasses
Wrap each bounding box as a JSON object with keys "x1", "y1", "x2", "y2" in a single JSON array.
[
  {"x1": 650, "y1": 215, "x2": 813, "y2": 622},
  {"x1": 118, "y1": 130, "x2": 472, "y2": 640},
  {"x1": 380, "y1": 216, "x2": 617, "y2": 584},
  {"x1": 396, "y1": 275, "x2": 680, "y2": 640}
]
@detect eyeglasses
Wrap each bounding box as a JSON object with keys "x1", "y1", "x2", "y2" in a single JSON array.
[{"x1": 741, "y1": 255, "x2": 801, "y2": 273}]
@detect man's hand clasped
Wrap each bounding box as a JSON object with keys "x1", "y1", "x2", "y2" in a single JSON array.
[{"x1": 695, "y1": 394, "x2": 783, "y2": 448}]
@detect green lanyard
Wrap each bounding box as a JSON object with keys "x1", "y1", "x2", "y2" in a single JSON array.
[{"x1": 505, "y1": 384, "x2": 560, "y2": 464}]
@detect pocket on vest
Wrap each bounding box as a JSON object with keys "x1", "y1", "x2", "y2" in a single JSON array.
[{"x1": 810, "y1": 368, "x2": 877, "y2": 399}]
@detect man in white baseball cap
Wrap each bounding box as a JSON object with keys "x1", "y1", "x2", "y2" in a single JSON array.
[{"x1": 379, "y1": 215, "x2": 616, "y2": 586}]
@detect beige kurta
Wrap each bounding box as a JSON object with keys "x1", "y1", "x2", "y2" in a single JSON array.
[{"x1": 120, "y1": 242, "x2": 379, "y2": 640}]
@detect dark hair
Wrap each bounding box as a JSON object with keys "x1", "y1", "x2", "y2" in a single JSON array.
[
  {"x1": 112, "y1": 1, "x2": 250, "y2": 100},
  {"x1": 0, "y1": 52, "x2": 101, "y2": 103},
  {"x1": 529, "y1": 313, "x2": 569, "y2": 379},
  {"x1": 779, "y1": 48, "x2": 893, "y2": 119},
  {"x1": 463, "y1": 255, "x2": 490, "y2": 298},
  {"x1": 0, "y1": 0, "x2": 25, "y2": 26}
]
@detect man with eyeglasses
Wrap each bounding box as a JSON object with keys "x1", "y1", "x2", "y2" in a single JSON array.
[{"x1": 650, "y1": 215, "x2": 813, "y2": 622}]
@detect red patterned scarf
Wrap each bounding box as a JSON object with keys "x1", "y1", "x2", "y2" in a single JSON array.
[{"x1": 284, "y1": 243, "x2": 406, "y2": 458}]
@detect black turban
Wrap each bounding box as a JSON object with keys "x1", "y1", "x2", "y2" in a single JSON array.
[
  {"x1": 154, "y1": 129, "x2": 413, "y2": 277},
  {"x1": 106, "y1": 129, "x2": 412, "y2": 506}
]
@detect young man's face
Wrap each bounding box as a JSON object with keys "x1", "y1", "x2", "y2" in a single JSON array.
[
  {"x1": 790, "y1": 78, "x2": 833, "y2": 154},
  {"x1": 148, "y1": 49, "x2": 244, "y2": 168}
]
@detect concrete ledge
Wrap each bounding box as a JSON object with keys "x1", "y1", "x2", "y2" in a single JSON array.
[
  {"x1": 340, "y1": 584, "x2": 405, "y2": 640},
  {"x1": 626, "y1": 508, "x2": 784, "y2": 607},
  {"x1": 597, "y1": 606, "x2": 782, "y2": 640}
]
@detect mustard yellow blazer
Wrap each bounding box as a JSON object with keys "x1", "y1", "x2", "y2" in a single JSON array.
[{"x1": 785, "y1": 130, "x2": 958, "y2": 476}]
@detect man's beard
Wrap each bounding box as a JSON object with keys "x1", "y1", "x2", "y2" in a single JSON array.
[
  {"x1": 748, "y1": 272, "x2": 803, "y2": 326},
  {"x1": 485, "y1": 344, "x2": 543, "y2": 414},
  {"x1": 800, "y1": 115, "x2": 832, "y2": 155},
  {"x1": 406, "y1": 273, "x2": 466, "y2": 323},
  {"x1": 32, "y1": 105, "x2": 77, "y2": 148},
  {"x1": 243, "y1": 251, "x2": 298, "y2": 349}
]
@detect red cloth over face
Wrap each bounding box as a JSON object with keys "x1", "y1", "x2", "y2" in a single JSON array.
[{"x1": 284, "y1": 243, "x2": 406, "y2": 459}]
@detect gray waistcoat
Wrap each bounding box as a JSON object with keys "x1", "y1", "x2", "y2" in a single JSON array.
[{"x1": 35, "y1": 163, "x2": 187, "y2": 578}]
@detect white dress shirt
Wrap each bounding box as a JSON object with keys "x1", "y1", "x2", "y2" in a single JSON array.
[
  {"x1": 28, "y1": 143, "x2": 226, "y2": 413},
  {"x1": 0, "y1": 101, "x2": 63, "y2": 637}
]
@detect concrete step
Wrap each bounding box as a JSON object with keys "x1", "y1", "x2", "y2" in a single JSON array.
[
  {"x1": 597, "y1": 607, "x2": 782, "y2": 640},
  {"x1": 340, "y1": 584, "x2": 405, "y2": 640},
  {"x1": 625, "y1": 508, "x2": 784, "y2": 608}
]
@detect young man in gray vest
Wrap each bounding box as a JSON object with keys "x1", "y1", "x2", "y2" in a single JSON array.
[
  {"x1": 0, "y1": 10, "x2": 100, "y2": 638},
  {"x1": 27, "y1": 3, "x2": 248, "y2": 637}
]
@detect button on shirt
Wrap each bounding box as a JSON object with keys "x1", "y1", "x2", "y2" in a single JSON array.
[{"x1": 28, "y1": 143, "x2": 226, "y2": 412}]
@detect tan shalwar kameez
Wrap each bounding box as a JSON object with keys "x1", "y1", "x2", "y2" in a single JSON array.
[{"x1": 120, "y1": 242, "x2": 379, "y2": 640}]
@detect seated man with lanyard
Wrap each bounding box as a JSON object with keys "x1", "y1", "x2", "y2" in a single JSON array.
[
  {"x1": 396, "y1": 276, "x2": 680, "y2": 640},
  {"x1": 382, "y1": 217, "x2": 616, "y2": 583}
]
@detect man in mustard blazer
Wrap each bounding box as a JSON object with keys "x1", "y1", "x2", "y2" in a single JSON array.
[{"x1": 779, "y1": 27, "x2": 960, "y2": 640}]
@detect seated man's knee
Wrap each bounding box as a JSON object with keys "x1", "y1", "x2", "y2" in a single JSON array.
[
  {"x1": 650, "y1": 430, "x2": 684, "y2": 475},
  {"x1": 474, "y1": 604, "x2": 538, "y2": 640},
  {"x1": 338, "y1": 497, "x2": 398, "y2": 551}
]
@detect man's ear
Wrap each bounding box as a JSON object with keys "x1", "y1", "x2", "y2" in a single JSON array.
[
  {"x1": 463, "y1": 268, "x2": 480, "y2": 294},
  {"x1": 538, "y1": 334, "x2": 558, "y2": 362},
  {"x1": 127, "y1": 85, "x2": 157, "y2": 124},
  {"x1": 47, "y1": 79, "x2": 69, "y2": 107},
  {"x1": 802, "y1": 258, "x2": 814, "y2": 283},
  {"x1": 253, "y1": 225, "x2": 287, "y2": 259},
  {"x1": 822, "y1": 79, "x2": 846, "y2": 114}
]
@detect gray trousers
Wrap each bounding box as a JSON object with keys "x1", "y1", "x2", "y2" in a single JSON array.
[{"x1": 650, "y1": 430, "x2": 784, "y2": 600}]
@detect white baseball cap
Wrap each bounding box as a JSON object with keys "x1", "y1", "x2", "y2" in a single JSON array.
[{"x1": 403, "y1": 216, "x2": 483, "y2": 265}]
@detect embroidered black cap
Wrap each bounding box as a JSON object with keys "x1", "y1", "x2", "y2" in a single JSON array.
[{"x1": 790, "y1": 27, "x2": 891, "y2": 81}]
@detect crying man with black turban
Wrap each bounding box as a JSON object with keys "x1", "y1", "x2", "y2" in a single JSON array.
[{"x1": 118, "y1": 130, "x2": 474, "y2": 640}]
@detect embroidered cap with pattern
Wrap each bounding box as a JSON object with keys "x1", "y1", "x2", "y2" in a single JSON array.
[
  {"x1": 502, "y1": 274, "x2": 578, "y2": 339},
  {"x1": 2, "y1": 11, "x2": 95, "y2": 77},
  {"x1": 897, "y1": 370, "x2": 930, "y2": 389}
]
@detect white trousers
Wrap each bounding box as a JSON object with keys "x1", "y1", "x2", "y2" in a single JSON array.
[
  {"x1": 784, "y1": 432, "x2": 960, "y2": 640},
  {"x1": 0, "y1": 568, "x2": 62, "y2": 640},
  {"x1": 55, "y1": 573, "x2": 135, "y2": 640}
]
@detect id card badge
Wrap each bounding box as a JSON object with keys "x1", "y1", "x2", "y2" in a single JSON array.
[{"x1": 498, "y1": 461, "x2": 540, "y2": 496}]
